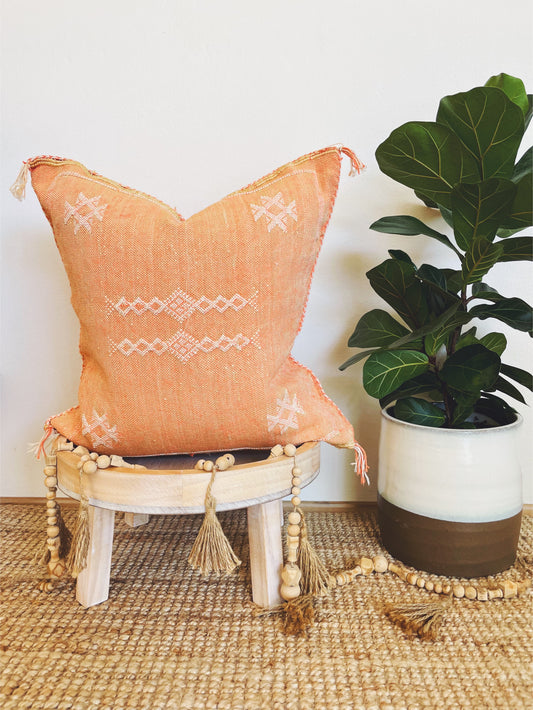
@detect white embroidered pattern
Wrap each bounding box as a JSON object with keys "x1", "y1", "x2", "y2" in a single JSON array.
[
  {"x1": 267, "y1": 390, "x2": 305, "y2": 434},
  {"x1": 110, "y1": 330, "x2": 260, "y2": 363},
  {"x1": 81, "y1": 409, "x2": 119, "y2": 448},
  {"x1": 250, "y1": 192, "x2": 297, "y2": 232},
  {"x1": 106, "y1": 288, "x2": 258, "y2": 322},
  {"x1": 64, "y1": 192, "x2": 107, "y2": 234}
]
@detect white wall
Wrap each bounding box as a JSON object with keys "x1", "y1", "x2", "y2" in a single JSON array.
[{"x1": 2, "y1": 0, "x2": 532, "y2": 502}]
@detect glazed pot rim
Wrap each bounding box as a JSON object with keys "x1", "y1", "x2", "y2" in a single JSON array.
[{"x1": 380, "y1": 406, "x2": 522, "y2": 435}]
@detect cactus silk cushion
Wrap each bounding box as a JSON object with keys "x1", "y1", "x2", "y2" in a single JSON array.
[{"x1": 26, "y1": 146, "x2": 364, "y2": 464}]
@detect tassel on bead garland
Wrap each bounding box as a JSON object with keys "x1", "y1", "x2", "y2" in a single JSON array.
[
  {"x1": 384, "y1": 597, "x2": 452, "y2": 641},
  {"x1": 188, "y1": 454, "x2": 242, "y2": 577},
  {"x1": 297, "y1": 508, "x2": 333, "y2": 597},
  {"x1": 66, "y1": 493, "x2": 90, "y2": 578}
]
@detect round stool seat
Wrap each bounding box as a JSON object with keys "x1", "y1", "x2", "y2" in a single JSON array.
[{"x1": 56, "y1": 442, "x2": 320, "y2": 514}]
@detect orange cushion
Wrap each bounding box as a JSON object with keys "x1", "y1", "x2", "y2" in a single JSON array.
[{"x1": 29, "y1": 146, "x2": 364, "y2": 464}]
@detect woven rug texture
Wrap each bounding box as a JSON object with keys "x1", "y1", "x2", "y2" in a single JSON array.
[{"x1": 0, "y1": 505, "x2": 532, "y2": 710}]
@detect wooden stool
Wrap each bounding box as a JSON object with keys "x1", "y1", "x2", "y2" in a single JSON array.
[{"x1": 45, "y1": 442, "x2": 320, "y2": 609}]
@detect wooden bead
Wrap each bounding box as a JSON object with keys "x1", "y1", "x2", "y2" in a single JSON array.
[
  {"x1": 287, "y1": 535, "x2": 299, "y2": 547},
  {"x1": 287, "y1": 548, "x2": 298, "y2": 563},
  {"x1": 203, "y1": 461, "x2": 214, "y2": 472},
  {"x1": 287, "y1": 511, "x2": 301, "y2": 525},
  {"x1": 287, "y1": 524, "x2": 300, "y2": 537},
  {"x1": 291, "y1": 486, "x2": 301, "y2": 496},
  {"x1": 215, "y1": 455, "x2": 231, "y2": 471},
  {"x1": 280, "y1": 584, "x2": 301, "y2": 601},
  {"x1": 47, "y1": 537, "x2": 60, "y2": 547},
  {"x1": 291, "y1": 496, "x2": 301, "y2": 507},
  {"x1": 79, "y1": 454, "x2": 91, "y2": 463},
  {"x1": 43, "y1": 466, "x2": 56, "y2": 476},
  {"x1": 97, "y1": 455, "x2": 111, "y2": 469},
  {"x1": 82, "y1": 460, "x2": 98, "y2": 474},
  {"x1": 465, "y1": 586, "x2": 477, "y2": 600},
  {"x1": 373, "y1": 556, "x2": 388, "y2": 573},
  {"x1": 46, "y1": 500, "x2": 56, "y2": 509},
  {"x1": 292, "y1": 466, "x2": 302, "y2": 477},
  {"x1": 46, "y1": 491, "x2": 55, "y2": 499},
  {"x1": 388, "y1": 562, "x2": 407, "y2": 581},
  {"x1": 73, "y1": 445, "x2": 90, "y2": 457},
  {"x1": 453, "y1": 584, "x2": 465, "y2": 598},
  {"x1": 223, "y1": 453, "x2": 235, "y2": 466},
  {"x1": 270, "y1": 444, "x2": 284, "y2": 458},
  {"x1": 501, "y1": 580, "x2": 518, "y2": 598},
  {"x1": 416, "y1": 577, "x2": 426, "y2": 589},
  {"x1": 425, "y1": 580, "x2": 434, "y2": 592},
  {"x1": 281, "y1": 563, "x2": 301, "y2": 586},
  {"x1": 407, "y1": 572, "x2": 418, "y2": 585},
  {"x1": 488, "y1": 588, "x2": 503, "y2": 600},
  {"x1": 360, "y1": 557, "x2": 374, "y2": 575},
  {"x1": 47, "y1": 516, "x2": 57, "y2": 526},
  {"x1": 351, "y1": 565, "x2": 362, "y2": 576},
  {"x1": 194, "y1": 459, "x2": 206, "y2": 470},
  {"x1": 442, "y1": 583, "x2": 452, "y2": 595},
  {"x1": 292, "y1": 476, "x2": 301, "y2": 486},
  {"x1": 336, "y1": 572, "x2": 349, "y2": 586},
  {"x1": 283, "y1": 444, "x2": 297, "y2": 457},
  {"x1": 90, "y1": 452, "x2": 99, "y2": 460},
  {"x1": 47, "y1": 526, "x2": 60, "y2": 538},
  {"x1": 477, "y1": 587, "x2": 489, "y2": 601},
  {"x1": 434, "y1": 582, "x2": 443, "y2": 594},
  {"x1": 44, "y1": 476, "x2": 58, "y2": 488}
]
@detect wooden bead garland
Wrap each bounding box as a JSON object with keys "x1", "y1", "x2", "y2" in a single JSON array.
[{"x1": 279, "y1": 445, "x2": 306, "y2": 601}]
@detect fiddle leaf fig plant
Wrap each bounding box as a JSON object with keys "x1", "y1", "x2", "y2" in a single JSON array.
[{"x1": 341, "y1": 73, "x2": 533, "y2": 428}]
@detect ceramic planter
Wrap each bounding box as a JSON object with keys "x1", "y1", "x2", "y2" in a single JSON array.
[{"x1": 377, "y1": 408, "x2": 523, "y2": 577}]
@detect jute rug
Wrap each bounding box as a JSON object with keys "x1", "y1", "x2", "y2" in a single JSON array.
[{"x1": 0, "y1": 504, "x2": 532, "y2": 709}]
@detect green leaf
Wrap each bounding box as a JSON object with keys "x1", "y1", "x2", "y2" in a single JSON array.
[
  {"x1": 461, "y1": 237, "x2": 503, "y2": 284},
  {"x1": 375, "y1": 121, "x2": 479, "y2": 209},
  {"x1": 451, "y1": 179, "x2": 517, "y2": 249},
  {"x1": 370, "y1": 215, "x2": 460, "y2": 254},
  {"x1": 470, "y1": 298, "x2": 533, "y2": 332},
  {"x1": 339, "y1": 348, "x2": 381, "y2": 371},
  {"x1": 393, "y1": 398, "x2": 446, "y2": 427},
  {"x1": 491, "y1": 375, "x2": 526, "y2": 404},
  {"x1": 388, "y1": 249, "x2": 416, "y2": 266},
  {"x1": 348, "y1": 309, "x2": 410, "y2": 348},
  {"x1": 475, "y1": 393, "x2": 518, "y2": 424},
  {"x1": 366, "y1": 259, "x2": 430, "y2": 330},
  {"x1": 439, "y1": 344, "x2": 500, "y2": 393},
  {"x1": 478, "y1": 332, "x2": 507, "y2": 356},
  {"x1": 471, "y1": 282, "x2": 504, "y2": 301},
  {"x1": 500, "y1": 173, "x2": 533, "y2": 230},
  {"x1": 379, "y1": 372, "x2": 442, "y2": 408},
  {"x1": 512, "y1": 147, "x2": 532, "y2": 182},
  {"x1": 437, "y1": 86, "x2": 524, "y2": 179},
  {"x1": 455, "y1": 327, "x2": 479, "y2": 351},
  {"x1": 363, "y1": 350, "x2": 429, "y2": 398},
  {"x1": 500, "y1": 363, "x2": 533, "y2": 391},
  {"x1": 499, "y1": 236, "x2": 533, "y2": 262},
  {"x1": 449, "y1": 389, "x2": 481, "y2": 426},
  {"x1": 417, "y1": 264, "x2": 460, "y2": 315},
  {"x1": 526, "y1": 95, "x2": 533, "y2": 130},
  {"x1": 485, "y1": 73, "x2": 530, "y2": 116}
]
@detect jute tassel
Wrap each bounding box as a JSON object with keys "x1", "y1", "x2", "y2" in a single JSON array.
[
  {"x1": 188, "y1": 464, "x2": 241, "y2": 576},
  {"x1": 384, "y1": 596, "x2": 452, "y2": 641},
  {"x1": 297, "y1": 507, "x2": 332, "y2": 597},
  {"x1": 66, "y1": 468, "x2": 90, "y2": 578}
]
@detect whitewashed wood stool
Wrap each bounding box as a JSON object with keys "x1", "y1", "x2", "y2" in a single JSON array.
[{"x1": 47, "y1": 442, "x2": 320, "y2": 609}]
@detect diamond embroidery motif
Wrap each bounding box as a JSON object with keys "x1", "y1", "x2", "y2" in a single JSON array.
[
  {"x1": 267, "y1": 390, "x2": 305, "y2": 434},
  {"x1": 111, "y1": 330, "x2": 260, "y2": 363},
  {"x1": 81, "y1": 410, "x2": 119, "y2": 448},
  {"x1": 64, "y1": 193, "x2": 107, "y2": 234},
  {"x1": 107, "y1": 289, "x2": 258, "y2": 322},
  {"x1": 250, "y1": 192, "x2": 297, "y2": 232}
]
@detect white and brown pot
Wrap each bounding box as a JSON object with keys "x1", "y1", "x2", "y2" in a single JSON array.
[{"x1": 377, "y1": 408, "x2": 523, "y2": 577}]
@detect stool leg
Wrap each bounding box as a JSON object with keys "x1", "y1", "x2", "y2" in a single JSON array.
[
  {"x1": 76, "y1": 506, "x2": 115, "y2": 608},
  {"x1": 247, "y1": 499, "x2": 283, "y2": 608},
  {"x1": 124, "y1": 513, "x2": 150, "y2": 528}
]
